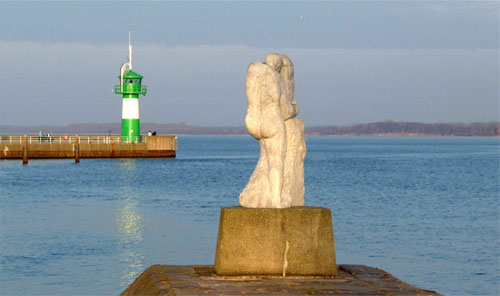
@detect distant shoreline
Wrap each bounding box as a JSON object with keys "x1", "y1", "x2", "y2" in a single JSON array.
[
  {"x1": 306, "y1": 133, "x2": 500, "y2": 138},
  {"x1": 175, "y1": 133, "x2": 499, "y2": 138},
  {"x1": 1, "y1": 133, "x2": 498, "y2": 138},
  {"x1": 1, "y1": 121, "x2": 498, "y2": 137}
]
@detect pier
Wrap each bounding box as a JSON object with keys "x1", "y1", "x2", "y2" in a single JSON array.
[{"x1": 0, "y1": 135, "x2": 177, "y2": 162}]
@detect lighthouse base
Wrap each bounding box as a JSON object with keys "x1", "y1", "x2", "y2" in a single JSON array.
[{"x1": 122, "y1": 119, "x2": 140, "y2": 143}]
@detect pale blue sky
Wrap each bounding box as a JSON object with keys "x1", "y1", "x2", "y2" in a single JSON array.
[{"x1": 0, "y1": 1, "x2": 498, "y2": 126}]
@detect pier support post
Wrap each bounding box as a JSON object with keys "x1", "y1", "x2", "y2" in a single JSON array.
[
  {"x1": 22, "y1": 135, "x2": 28, "y2": 165},
  {"x1": 75, "y1": 136, "x2": 80, "y2": 163}
]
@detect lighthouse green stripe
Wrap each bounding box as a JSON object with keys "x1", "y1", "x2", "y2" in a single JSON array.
[
  {"x1": 122, "y1": 94, "x2": 139, "y2": 99},
  {"x1": 122, "y1": 119, "x2": 140, "y2": 142}
]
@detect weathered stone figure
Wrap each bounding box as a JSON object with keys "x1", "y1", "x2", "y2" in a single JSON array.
[{"x1": 240, "y1": 54, "x2": 306, "y2": 208}]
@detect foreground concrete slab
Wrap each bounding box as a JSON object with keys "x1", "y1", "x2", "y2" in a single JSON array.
[
  {"x1": 214, "y1": 207, "x2": 336, "y2": 276},
  {"x1": 121, "y1": 265, "x2": 443, "y2": 295}
]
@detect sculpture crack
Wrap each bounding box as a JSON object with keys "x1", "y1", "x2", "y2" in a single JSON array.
[
  {"x1": 282, "y1": 240, "x2": 289, "y2": 277},
  {"x1": 239, "y1": 54, "x2": 306, "y2": 209}
]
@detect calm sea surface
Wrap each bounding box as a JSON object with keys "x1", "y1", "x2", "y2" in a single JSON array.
[{"x1": 0, "y1": 136, "x2": 498, "y2": 295}]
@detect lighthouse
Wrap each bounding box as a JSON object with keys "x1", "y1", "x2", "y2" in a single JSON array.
[{"x1": 114, "y1": 32, "x2": 147, "y2": 143}]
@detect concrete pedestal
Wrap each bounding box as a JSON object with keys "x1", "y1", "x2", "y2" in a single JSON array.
[{"x1": 214, "y1": 206, "x2": 337, "y2": 276}]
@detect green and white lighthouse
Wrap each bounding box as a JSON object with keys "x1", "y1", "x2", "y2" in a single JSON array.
[{"x1": 114, "y1": 32, "x2": 147, "y2": 143}]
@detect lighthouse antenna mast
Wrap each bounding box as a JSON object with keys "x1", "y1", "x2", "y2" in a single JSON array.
[
  {"x1": 129, "y1": 31, "x2": 133, "y2": 69},
  {"x1": 120, "y1": 31, "x2": 133, "y2": 92}
]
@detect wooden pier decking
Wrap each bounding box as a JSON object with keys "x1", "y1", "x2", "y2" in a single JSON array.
[{"x1": 0, "y1": 135, "x2": 177, "y2": 163}]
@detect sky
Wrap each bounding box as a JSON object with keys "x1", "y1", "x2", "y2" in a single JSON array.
[{"x1": 0, "y1": 1, "x2": 498, "y2": 127}]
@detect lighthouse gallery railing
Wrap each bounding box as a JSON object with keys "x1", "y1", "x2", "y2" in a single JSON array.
[{"x1": 114, "y1": 85, "x2": 147, "y2": 95}]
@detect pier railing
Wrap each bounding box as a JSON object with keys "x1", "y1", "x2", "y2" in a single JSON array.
[{"x1": 0, "y1": 135, "x2": 147, "y2": 144}]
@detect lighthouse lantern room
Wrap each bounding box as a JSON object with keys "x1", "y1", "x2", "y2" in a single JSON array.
[{"x1": 114, "y1": 32, "x2": 147, "y2": 143}]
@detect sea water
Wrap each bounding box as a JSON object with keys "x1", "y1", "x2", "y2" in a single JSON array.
[{"x1": 0, "y1": 136, "x2": 498, "y2": 295}]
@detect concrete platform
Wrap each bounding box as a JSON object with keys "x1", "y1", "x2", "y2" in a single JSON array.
[{"x1": 120, "y1": 265, "x2": 443, "y2": 295}]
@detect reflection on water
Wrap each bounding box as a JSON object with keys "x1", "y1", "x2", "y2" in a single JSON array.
[{"x1": 116, "y1": 159, "x2": 145, "y2": 288}]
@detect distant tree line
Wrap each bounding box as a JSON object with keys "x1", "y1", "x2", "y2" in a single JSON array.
[
  {"x1": 1, "y1": 121, "x2": 498, "y2": 137},
  {"x1": 306, "y1": 121, "x2": 499, "y2": 137}
]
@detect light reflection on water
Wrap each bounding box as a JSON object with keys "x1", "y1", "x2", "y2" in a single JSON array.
[
  {"x1": 117, "y1": 195, "x2": 144, "y2": 287},
  {"x1": 116, "y1": 160, "x2": 145, "y2": 288}
]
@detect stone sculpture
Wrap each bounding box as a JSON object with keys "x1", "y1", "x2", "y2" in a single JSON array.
[{"x1": 240, "y1": 54, "x2": 306, "y2": 208}]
